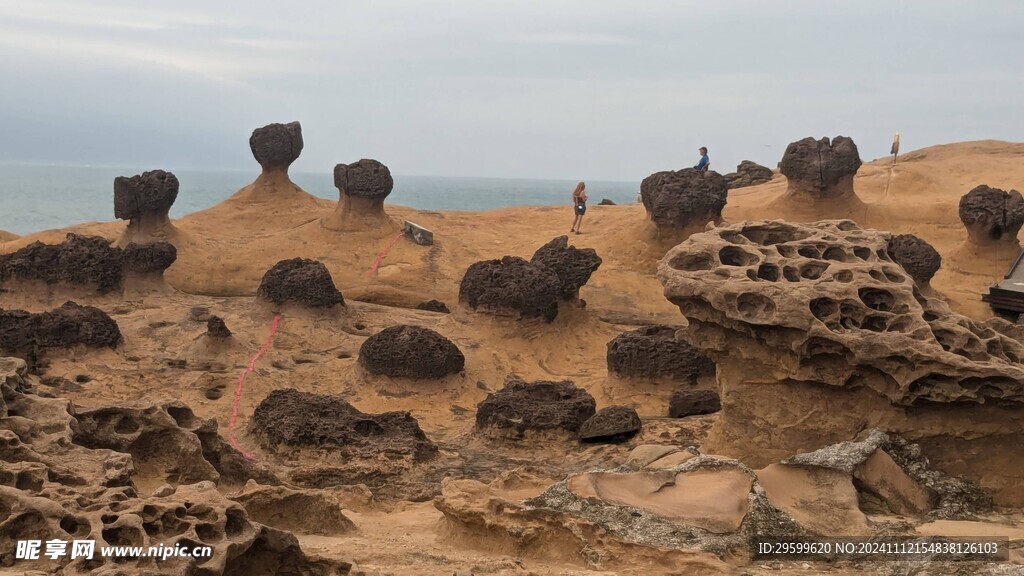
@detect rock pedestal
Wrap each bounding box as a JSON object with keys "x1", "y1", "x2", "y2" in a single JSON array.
[
  {"x1": 779, "y1": 136, "x2": 862, "y2": 200},
  {"x1": 114, "y1": 169, "x2": 180, "y2": 243},
  {"x1": 958, "y1": 185, "x2": 1024, "y2": 247},
  {"x1": 640, "y1": 168, "x2": 728, "y2": 238},
  {"x1": 322, "y1": 159, "x2": 394, "y2": 230}
]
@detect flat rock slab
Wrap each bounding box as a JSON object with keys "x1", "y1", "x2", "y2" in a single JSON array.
[
  {"x1": 404, "y1": 220, "x2": 434, "y2": 245},
  {"x1": 757, "y1": 463, "x2": 870, "y2": 536}
]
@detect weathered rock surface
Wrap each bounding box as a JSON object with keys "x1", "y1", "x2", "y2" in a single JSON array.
[
  {"x1": 657, "y1": 219, "x2": 1024, "y2": 505},
  {"x1": 249, "y1": 122, "x2": 303, "y2": 174},
  {"x1": 415, "y1": 299, "x2": 450, "y2": 313},
  {"x1": 256, "y1": 258, "x2": 344, "y2": 309},
  {"x1": 668, "y1": 389, "x2": 721, "y2": 418},
  {"x1": 475, "y1": 379, "x2": 596, "y2": 439},
  {"x1": 0, "y1": 234, "x2": 124, "y2": 293},
  {"x1": 598, "y1": 198, "x2": 616, "y2": 205},
  {"x1": 334, "y1": 158, "x2": 393, "y2": 215},
  {"x1": 459, "y1": 256, "x2": 561, "y2": 322},
  {"x1": 723, "y1": 160, "x2": 774, "y2": 189},
  {"x1": 0, "y1": 302, "x2": 121, "y2": 370},
  {"x1": 606, "y1": 326, "x2": 715, "y2": 382},
  {"x1": 358, "y1": 325, "x2": 464, "y2": 379},
  {"x1": 114, "y1": 169, "x2": 179, "y2": 223},
  {"x1": 578, "y1": 406, "x2": 641, "y2": 443},
  {"x1": 530, "y1": 236, "x2": 603, "y2": 300},
  {"x1": 958, "y1": 184, "x2": 1024, "y2": 245},
  {"x1": 232, "y1": 482, "x2": 358, "y2": 536},
  {"x1": 122, "y1": 241, "x2": 177, "y2": 274},
  {"x1": 886, "y1": 233, "x2": 941, "y2": 286},
  {"x1": 207, "y1": 315, "x2": 232, "y2": 338},
  {"x1": 640, "y1": 168, "x2": 728, "y2": 236},
  {"x1": 779, "y1": 136, "x2": 862, "y2": 199}
]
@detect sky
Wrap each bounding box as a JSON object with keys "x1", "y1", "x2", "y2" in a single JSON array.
[{"x1": 0, "y1": 0, "x2": 1022, "y2": 181}]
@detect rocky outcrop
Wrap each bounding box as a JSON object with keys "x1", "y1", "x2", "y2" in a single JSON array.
[
  {"x1": 252, "y1": 388, "x2": 437, "y2": 463},
  {"x1": 207, "y1": 316, "x2": 232, "y2": 338},
  {"x1": 475, "y1": 379, "x2": 596, "y2": 440},
  {"x1": 530, "y1": 236, "x2": 603, "y2": 300},
  {"x1": 598, "y1": 198, "x2": 616, "y2": 206},
  {"x1": 459, "y1": 256, "x2": 561, "y2": 322},
  {"x1": 578, "y1": 406, "x2": 641, "y2": 443},
  {"x1": 415, "y1": 299, "x2": 450, "y2": 313},
  {"x1": 958, "y1": 184, "x2": 1024, "y2": 246},
  {"x1": 657, "y1": 219, "x2": 1024, "y2": 505},
  {"x1": 669, "y1": 389, "x2": 721, "y2": 418},
  {"x1": 723, "y1": 161, "x2": 774, "y2": 189},
  {"x1": 256, "y1": 258, "x2": 344, "y2": 309},
  {"x1": 606, "y1": 326, "x2": 715, "y2": 382},
  {"x1": 249, "y1": 122, "x2": 303, "y2": 174},
  {"x1": 358, "y1": 325, "x2": 465, "y2": 379},
  {"x1": 886, "y1": 233, "x2": 941, "y2": 286},
  {"x1": 113, "y1": 169, "x2": 180, "y2": 242},
  {"x1": 122, "y1": 241, "x2": 177, "y2": 275},
  {"x1": 640, "y1": 168, "x2": 728, "y2": 237},
  {"x1": 0, "y1": 302, "x2": 120, "y2": 370},
  {"x1": 325, "y1": 159, "x2": 394, "y2": 228},
  {"x1": 779, "y1": 136, "x2": 862, "y2": 200}
]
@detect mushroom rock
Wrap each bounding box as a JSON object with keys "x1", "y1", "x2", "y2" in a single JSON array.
[
  {"x1": 0, "y1": 301, "x2": 121, "y2": 370},
  {"x1": 640, "y1": 168, "x2": 728, "y2": 238},
  {"x1": 606, "y1": 325, "x2": 715, "y2": 382},
  {"x1": 113, "y1": 169, "x2": 180, "y2": 243},
  {"x1": 657, "y1": 219, "x2": 1024, "y2": 505},
  {"x1": 322, "y1": 159, "x2": 395, "y2": 230},
  {"x1": 475, "y1": 379, "x2": 596, "y2": 440},
  {"x1": 958, "y1": 184, "x2": 1024, "y2": 247},
  {"x1": 530, "y1": 236, "x2": 603, "y2": 300},
  {"x1": 357, "y1": 325, "x2": 465, "y2": 379},
  {"x1": 459, "y1": 256, "x2": 562, "y2": 322},
  {"x1": 723, "y1": 160, "x2": 774, "y2": 189},
  {"x1": 249, "y1": 121, "x2": 303, "y2": 175},
  {"x1": 779, "y1": 136, "x2": 862, "y2": 199},
  {"x1": 886, "y1": 234, "x2": 941, "y2": 287},
  {"x1": 579, "y1": 406, "x2": 642, "y2": 443},
  {"x1": 256, "y1": 258, "x2": 344, "y2": 309}
]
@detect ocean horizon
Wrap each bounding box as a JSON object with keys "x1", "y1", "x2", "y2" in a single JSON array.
[{"x1": 0, "y1": 163, "x2": 639, "y2": 236}]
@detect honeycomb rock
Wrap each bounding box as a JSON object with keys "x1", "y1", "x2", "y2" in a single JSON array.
[
  {"x1": 475, "y1": 379, "x2": 596, "y2": 440},
  {"x1": 530, "y1": 236, "x2": 603, "y2": 300},
  {"x1": 113, "y1": 170, "x2": 179, "y2": 222},
  {"x1": 358, "y1": 325, "x2": 464, "y2": 379},
  {"x1": 578, "y1": 406, "x2": 642, "y2": 443},
  {"x1": 606, "y1": 326, "x2": 715, "y2": 382},
  {"x1": 657, "y1": 219, "x2": 1024, "y2": 505},
  {"x1": 886, "y1": 234, "x2": 941, "y2": 286},
  {"x1": 459, "y1": 256, "x2": 561, "y2": 322},
  {"x1": 249, "y1": 122, "x2": 303, "y2": 174},
  {"x1": 256, "y1": 258, "x2": 344, "y2": 309},
  {"x1": 779, "y1": 136, "x2": 862, "y2": 199},
  {"x1": 958, "y1": 184, "x2": 1024, "y2": 246},
  {"x1": 0, "y1": 234, "x2": 124, "y2": 293},
  {"x1": 639, "y1": 168, "x2": 728, "y2": 236},
  {"x1": 0, "y1": 301, "x2": 121, "y2": 370}
]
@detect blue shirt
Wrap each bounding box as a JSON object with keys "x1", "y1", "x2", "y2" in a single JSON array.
[{"x1": 695, "y1": 154, "x2": 709, "y2": 172}]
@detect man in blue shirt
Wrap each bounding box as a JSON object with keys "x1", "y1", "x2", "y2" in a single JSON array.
[{"x1": 694, "y1": 147, "x2": 710, "y2": 172}]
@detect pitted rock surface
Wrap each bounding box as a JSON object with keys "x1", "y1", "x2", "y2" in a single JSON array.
[
  {"x1": 459, "y1": 256, "x2": 562, "y2": 322},
  {"x1": 122, "y1": 241, "x2": 177, "y2": 274},
  {"x1": 113, "y1": 170, "x2": 179, "y2": 221},
  {"x1": 606, "y1": 326, "x2": 715, "y2": 382},
  {"x1": 358, "y1": 325, "x2": 464, "y2": 379},
  {"x1": 334, "y1": 159, "x2": 394, "y2": 201},
  {"x1": 886, "y1": 234, "x2": 941, "y2": 285},
  {"x1": 779, "y1": 136, "x2": 862, "y2": 197},
  {"x1": 0, "y1": 234, "x2": 124, "y2": 293},
  {"x1": 475, "y1": 379, "x2": 596, "y2": 438},
  {"x1": 639, "y1": 168, "x2": 728, "y2": 234},
  {"x1": 530, "y1": 236, "x2": 603, "y2": 300},
  {"x1": 724, "y1": 160, "x2": 774, "y2": 189},
  {"x1": 249, "y1": 122, "x2": 303, "y2": 173},
  {"x1": 0, "y1": 302, "x2": 121, "y2": 369},
  {"x1": 207, "y1": 316, "x2": 232, "y2": 338},
  {"x1": 958, "y1": 184, "x2": 1024, "y2": 245},
  {"x1": 578, "y1": 406, "x2": 642, "y2": 443},
  {"x1": 257, "y1": 258, "x2": 344, "y2": 308}
]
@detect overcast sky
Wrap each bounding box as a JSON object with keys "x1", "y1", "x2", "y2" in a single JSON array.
[{"x1": 0, "y1": 0, "x2": 1022, "y2": 181}]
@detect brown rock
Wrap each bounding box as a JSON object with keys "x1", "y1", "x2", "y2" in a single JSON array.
[
  {"x1": 475, "y1": 379, "x2": 596, "y2": 439},
  {"x1": 530, "y1": 236, "x2": 602, "y2": 301},
  {"x1": 779, "y1": 136, "x2": 862, "y2": 199},
  {"x1": 606, "y1": 326, "x2": 715, "y2": 381},
  {"x1": 249, "y1": 121, "x2": 303, "y2": 174},
  {"x1": 416, "y1": 299, "x2": 450, "y2": 313},
  {"x1": 0, "y1": 234, "x2": 123, "y2": 293},
  {"x1": 207, "y1": 315, "x2": 232, "y2": 338},
  {"x1": 0, "y1": 301, "x2": 121, "y2": 370},
  {"x1": 333, "y1": 158, "x2": 394, "y2": 219},
  {"x1": 723, "y1": 160, "x2": 774, "y2": 189},
  {"x1": 121, "y1": 241, "x2": 177, "y2": 274},
  {"x1": 958, "y1": 184, "x2": 1024, "y2": 246},
  {"x1": 886, "y1": 233, "x2": 941, "y2": 286},
  {"x1": 579, "y1": 406, "x2": 641, "y2": 443},
  {"x1": 668, "y1": 389, "x2": 721, "y2": 418},
  {"x1": 256, "y1": 258, "x2": 344, "y2": 308},
  {"x1": 459, "y1": 256, "x2": 561, "y2": 322},
  {"x1": 853, "y1": 448, "x2": 935, "y2": 516},
  {"x1": 358, "y1": 325, "x2": 464, "y2": 379},
  {"x1": 640, "y1": 168, "x2": 728, "y2": 237}
]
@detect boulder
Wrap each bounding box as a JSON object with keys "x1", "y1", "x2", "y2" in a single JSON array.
[
  {"x1": 0, "y1": 234, "x2": 123, "y2": 293},
  {"x1": 886, "y1": 234, "x2": 941, "y2": 286},
  {"x1": 723, "y1": 160, "x2": 774, "y2": 189},
  {"x1": 779, "y1": 136, "x2": 862, "y2": 199},
  {"x1": 958, "y1": 184, "x2": 1024, "y2": 246},
  {"x1": 640, "y1": 168, "x2": 728, "y2": 236},
  {"x1": 256, "y1": 258, "x2": 344, "y2": 308},
  {"x1": 358, "y1": 325, "x2": 465, "y2": 379},
  {"x1": 669, "y1": 389, "x2": 721, "y2": 418},
  {"x1": 606, "y1": 326, "x2": 715, "y2": 382},
  {"x1": 530, "y1": 236, "x2": 603, "y2": 300},
  {"x1": 0, "y1": 302, "x2": 121, "y2": 370},
  {"x1": 459, "y1": 256, "x2": 561, "y2": 322},
  {"x1": 579, "y1": 406, "x2": 642, "y2": 443},
  {"x1": 416, "y1": 299, "x2": 450, "y2": 313},
  {"x1": 330, "y1": 158, "x2": 394, "y2": 221},
  {"x1": 207, "y1": 315, "x2": 232, "y2": 338},
  {"x1": 113, "y1": 170, "x2": 180, "y2": 242},
  {"x1": 121, "y1": 241, "x2": 177, "y2": 274},
  {"x1": 475, "y1": 379, "x2": 596, "y2": 439},
  {"x1": 249, "y1": 121, "x2": 303, "y2": 174}
]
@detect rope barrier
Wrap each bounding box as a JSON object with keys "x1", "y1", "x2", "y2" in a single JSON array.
[
  {"x1": 367, "y1": 231, "x2": 407, "y2": 276},
  {"x1": 228, "y1": 314, "x2": 281, "y2": 461}
]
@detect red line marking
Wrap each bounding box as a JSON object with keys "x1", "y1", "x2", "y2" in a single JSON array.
[
  {"x1": 228, "y1": 314, "x2": 281, "y2": 461},
  {"x1": 368, "y1": 230, "x2": 407, "y2": 276}
]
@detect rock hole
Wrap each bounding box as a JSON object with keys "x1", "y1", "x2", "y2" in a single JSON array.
[
  {"x1": 833, "y1": 269, "x2": 854, "y2": 282},
  {"x1": 853, "y1": 247, "x2": 872, "y2": 260},
  {"x1": 165, "y1": 406, "x2": 196, "y2": 429},
  {"x1": 113, "y1": 416, "x2": 140, "y2": 435},
  {"x1": 823, "y1": 247, "x2": 849, "y2": 262},
  {"x1": 858, "y1": 287, "x2": 895, "y2": 312},
  {"x1": 719, "y1": 246, "x2": 759, "y2": 267},
  {"x1": 60, "y1": 516, "x2": 91, "y2": 538},
  {"x1": 782, "y1": 266, "x2": 800, "y2": 281},
  {"x1": 798, "y1": 246, "x2": 821, "y2": 259},
  {"x1": 800, "y1": 262, "x2": 829, "y2": 280},
  {"x1": 756, "y1": 264, "x2": 780, "y2": 282},
  {"x1": 669, "y1": 252, "x2": 715, "y2": 271},
  {"x1": 225, "y1": 508, "x2": 247, "y2": 537},
  {"x1": 196, "y1": 523, "x2": 223, "y2": 544},
  {"x1": 736, "y1": 293, "x2": 776, "y2": 321},
  {"x1": 861, "y1": 315, "x2": 888, "y2": 332},
  {"x1": 101, "y1": 514, "x2": 119, "y2": 525},
  {"x1": 102, "y1": 525, "x2": 143, "y2": 549},
  {"x1": 354, "y1": 419, "x2": 385, "y2": 436},
  {"x1": 809, "y1": 297, "x2": 838, "y2": 320}
]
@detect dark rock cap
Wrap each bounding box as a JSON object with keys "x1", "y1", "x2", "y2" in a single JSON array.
[
  {"x1": 579, "y1": 406, "x2": 642, "y2": 443},
  {"x1": 958, "y1": 185, "x2": 1024, "y2": 244},
  {"x1": 779, "y1": 136, "x2": 862, "y2": 191},
  {"x1": 459, "y1": 256, "x2": 562, "y2": 322},
  {"x1": 886, "y1": 234, "x2": 941, "y2": 285},
  {"x1": 640, "y1": 168, "x2": 728, "y2": 232},
  {"x1": 530, "y1": 236, "x2": 603, "y2": 301},
  {"x1": 334, "y1": 159, "x2": 394, "y2": 200},
  {"x1": 607, "y1": 326, "x2": 715, "y2": 381},
  {"x1": 249, "y1": 122, "x2": 303, "y2": 172},
  {"x1": 114, "y1": 170, "x2": 179, "y2": 221},
  {"x1": 475, "y1": 379, "x2": 596, "y2": 437},
  {"x1": 358, "y1": 325, "x2": 465, "y2": 379},
  {"x1": 256, "y1": 258, "x2": 344, "y2": 308}
]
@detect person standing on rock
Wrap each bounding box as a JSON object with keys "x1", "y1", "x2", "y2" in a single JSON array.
[
  {"x1": 694, "y1": 147, "x2": 710, "y2": 173},
  {"x1": 571, "y1": 182, "x2": 588, "y2": 234}
]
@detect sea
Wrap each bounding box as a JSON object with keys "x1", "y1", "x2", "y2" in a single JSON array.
[{"x1": 0, "y1": 164, "x2": 639, "y2": 236}]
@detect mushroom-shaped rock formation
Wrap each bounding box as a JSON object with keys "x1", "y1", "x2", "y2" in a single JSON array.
[
  {"x1": 0, "y1": 234, "x2": 124, "y2": 293},
  {"x1": 252, "y1": 388, "x2": 437, "y2": 462},
  {"x1": 207, "y1": 315, "x2": 232, "y2": 338},
  {"x1": 0, "y1": 301, "x2": 121, "y2": 369},
  {"x1": 459, "y1": 256, "x2": 562, "y2": 322},
  {"x1": 121, "y1": 241, "x2": 177, "y2": 275},
  {"x1": 669, "y1": 389, "x2": 721, "y2": 418},
  {"x1": 416, "y1": 299, "x2": 451, "y2": 313},
  {"x1": 249, "y1": 121, "x2": 303, "y2": 174},
  {"x1": 723, "y1": 160, "x2": 774, "y2": 189},
  {"x1": 358, "y1": 325, "x2": 464, "y2": 379},
  {"x1": 475, "y1": 379, "x2": 596, "y2": 440},
  {"x1": 640, "y1": 168, "x2": 728, "y2": 237},
  {"x1": 256, "y1": 258, "x2": 344, "y2": 309},
  {"x1": 886, "y1": 234, "x2": 941, "y2": 287},
  {"x1": 958, "y1": 184, "x2": 1024, "y2": 246},
  {"x1": 658, "y1": 219, "x2": 1024, "y2": 505},
  {"x1": 530, "y1": 236, "x2": 603, "y2": 300},
  {"x1": 322, "y1": 159, "x2": 395, "y2": 229},
  {"x1": 579, "y1": 406, "x2": 642, "y2": 443},
  {"x1": 113, "y1": 169, "x2": 180, "y2": 242},
  {"x1": 606, "y1": 326, "x2": 715, "y2": 382},
  {"x1": 779, "y1": 136, "x2": 862, "y2": 201}
]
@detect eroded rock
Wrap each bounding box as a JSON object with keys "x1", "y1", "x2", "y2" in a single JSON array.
[
  {"x1": 0, "y1": 302, "x2": 121, "y2": 370},
  {"x1": 530, "y1": 236, "x2": 603, "y2": 300},
  {"x1": 459, "y1": 256, "x2": 561, "y2": 322},
  {"x1": 640, "y1": 168, "x2": 728, "y2": 236},
  {"x1": 249, "y1": 122, "x2": 303, "y2": 174},
  {"x1": 122, "y1": 241, "x2": 177, "y2": 274},
  {"x1": 668, "y1": 389, "x2": 721, "y2": 418},
  {"x1": 207, "y1": 316, "x2": 232, "y2": 338},
  {"x1": 723, "y1": 161, "x2": 773, "y2": 189},
  {"x1": 416, "y1": 299, "x2": 450, "y2": 313},
  {"x1": 606, "y1": 326, "x2": 715, "y2": 382},
  {"x1": 475, "y1": 379, "x2": 596, "y2": 439},
  {"x1": 333, "y1": 159, "x2": 394, "y2": 218},
  {"x1": 579, "y1": 406, "x2": 641, "y2": 443},
  {"x1": 958, "y1": 184, "x2": 1024, "y2": 246},
  {"x1": 358, "y1": 325, "x2": 464, "y2": 379},
  {"x1": 113, "y1": 170, "x2": 180, "y2": 241},
  {"x1": 0, "y1": 234, "x2": 123, "y2": 293},
  {"x1": 779, "y1": 136, "x2": 862, "y2": 199},
  {"x1": 256, "y1": 258, "x2": 344, "y2": 309},
  {"x1": 886, "y1": 234, "x2": 941, "y2": 286}
]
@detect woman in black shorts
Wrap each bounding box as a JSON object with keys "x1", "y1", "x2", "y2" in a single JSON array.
[{"x1": 570, "y1": 181, "x2": 588, "y2": 234}]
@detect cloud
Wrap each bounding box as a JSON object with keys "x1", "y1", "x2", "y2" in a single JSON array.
[{"x1": 506, "y1": 33, "x2": 638, "y2": 46}]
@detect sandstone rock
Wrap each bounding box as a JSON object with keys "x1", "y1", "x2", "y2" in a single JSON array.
[
  {"x1": 530, "y1": 236, "x2": 603, "y2": 300},
  {"x1": 606, "y1": 326, "x2": 715, "y2": 381},
  {"x1": 624, "y1": 445, "x2": 680, "y2": 469},
  {"x1": 779, "y1": 136, "x2": 862, "y2": 199},
  {"x1": 723, "y1": 160, "x2": 774, "y2": 189},
  {"x1": 475, "y1": 379, "x2": 596, "y2": 439},
  {"x1": 416, "y1": 299, "x2": 450, "y2": 313},
  {"x1": 0, "y1": 301, "x2": 121, "y2": 370},
  {"x1": 113, "y1": 169, "x2": 179, "y2": 222},
  {"x1": 886, "y1": 233, "x2": 941, "y2": 285},
  {"x1": 332, "y1": 158, "x2": 394, "y2": 219},
  {"x1": 358, "y1": 325, "x2": 464, "y2": 379},
  {"x1": 232, "y1": 482, "x2": 358, "y2": 536},
  {"x1": 668, "y1": 389, "x2": 721, "y2": 418},
  {"x1": 249, "y1": 121, "x2": 303, "y2": 173},
  {"x1": 121, "y1": 241, "x2": 177, "y2": 274},
  {"x1": 657, "y1": 219, "x2": 1024, "y2": 505},
  {"x1": 252, "y1": 388, "x2": 437, "y2": 462},
  {"x1": 640, "y1": 168, "x2": 728, "y2": 236},
  {"x1": 0, "y1": 234, "x2": 123, "y2": 293},
  {"x1": 459, "y1": 256, "x2": 561, "y2": 322},
  {"x1": 256, "y1": 258, "x2": 344, "y2": 308},
  {"x1": 578, "y1": 406, "x2": 641, "y2": 443},
  {"x1": 958, "y1": 184, "x2": 1024, "y2": 245},
  {"x1": 207, "y1": 315, "x2": 232, "y2": 338},
  {"x1": 853, "y1": 448, "x2": 934, "y2": 516}
]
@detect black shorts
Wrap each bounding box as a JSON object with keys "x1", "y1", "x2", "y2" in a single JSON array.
[{"x1": 575, "y1": 204, "x2": 587, "y2": 215}]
